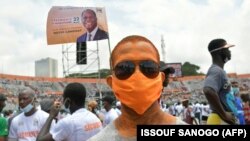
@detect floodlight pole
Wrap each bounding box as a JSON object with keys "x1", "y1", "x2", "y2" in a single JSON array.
[
  {"x1": 161, "y1": 35, "x2": 166, "y2": 62},
  {"x1": 107, "y1": 34, "x2": 112, "y2": 74},
  {"x1": 107, "y1": 33, "x2": 112, "y2": 56}
]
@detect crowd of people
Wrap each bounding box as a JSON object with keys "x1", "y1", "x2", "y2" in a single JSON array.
[{"x1": 0, "y1": 35, "x2": 250, "y2": 141}]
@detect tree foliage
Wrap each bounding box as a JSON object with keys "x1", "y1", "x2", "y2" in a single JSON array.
[
  {"x1": 182, "y1": 62, "x2": 204, "y2": 76},
  {"x1": 66, "y1": 69, "x2": 111, "y2": 78}
]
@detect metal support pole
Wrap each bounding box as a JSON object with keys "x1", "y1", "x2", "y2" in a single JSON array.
[{"x1": 96, "y1": 41, "x2": 102, "y2": 108}]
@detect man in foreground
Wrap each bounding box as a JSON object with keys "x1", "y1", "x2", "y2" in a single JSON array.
[{"x1": 88, "y1": 35, "x2": 186, "y2": 141}]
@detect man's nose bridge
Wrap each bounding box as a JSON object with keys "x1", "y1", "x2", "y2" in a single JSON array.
[
  {"x1": 134, "y1": 60, "x2": 145, "y2": 73},
  {"x1": 134, "y1": 64, "x2": 140, "y2": 73}
]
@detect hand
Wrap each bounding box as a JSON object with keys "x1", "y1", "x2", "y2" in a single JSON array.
[
  {"x1": 223, "y1": 112, "x2": 237, "y2": 125},
  {"x1": 49, "y1": 101, "x2": 61, "y2": 118}
]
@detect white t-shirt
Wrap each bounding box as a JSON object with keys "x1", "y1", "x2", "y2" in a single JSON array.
[
  {"x1": 194, "y1": 103, "x2": 201, "y2": 113},
  {"x1": 175, "y1": 104, "x2": 184, "y2": 117},
  {"x1": 8, "y1": 109, "x2": 51, "y2": 141},
  {"x1": 88, "y1": 117, "x2": 187, "y2": 141},
  {"x1": 114, "y1": 108, "x2": 121, "y2": 116},
  {"x1": 50, "y1": 108, "x2": 102, "y2": 141},
  {"x1": 103, "y1": 108, "x2": 118, "y2": 127},
  {"x1": 201, "y1": 104, "x2": 210, "y2": 117}
]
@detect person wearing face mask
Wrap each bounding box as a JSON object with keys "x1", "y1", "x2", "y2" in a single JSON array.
[
  {"x1": 225, "y1": 86, "x2": 238, "y2": 119},
  {"x1": 232, "y1": 81, "x2": 245, "y2": 125},
  {"x1": 8, "y1": 88, "x2": 53, "y2": 141},
  {"x1": 159, "y1": 61, "x2": 175, "y2": 88},
  {"x1": 203, "y1": 38, "x2": 237, "y2": 125},
  {"x1": 159, "y1": 61, "x2": 175, "y2": 111},
  {"x1": 37, "y1": 82, "x2": 102, "y2": 141},
  {"x1": 101, "y1": 96, "x2": 118, "y2": 127},
  {"x1": 88, "y1": 35, "x2": 186, "y2": 141}
]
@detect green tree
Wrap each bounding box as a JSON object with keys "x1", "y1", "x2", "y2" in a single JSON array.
[
  {"x1": 182, "y1": 62, "x2": 204, "y2": 76},
  {"x1": 66, "y1": 69, "x2": 111, "y2": 78},
  {"x1": 99, "y1": 69, "x2": 111, "y2": 78}
]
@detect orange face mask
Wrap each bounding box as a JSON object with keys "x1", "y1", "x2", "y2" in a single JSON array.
[{"x1": 111, "y1": 71, "x2": 163, "y2": 115}]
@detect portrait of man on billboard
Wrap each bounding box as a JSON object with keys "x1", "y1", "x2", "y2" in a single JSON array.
[{"x1": 77, "y1": 9, "x2": 109, "y2": 42}]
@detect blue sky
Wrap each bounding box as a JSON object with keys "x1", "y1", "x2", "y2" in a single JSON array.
[{"x1": 0, "y1": 0, "x2": 249, "y2": 77}]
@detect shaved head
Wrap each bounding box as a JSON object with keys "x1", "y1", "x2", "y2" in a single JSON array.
[
  {"x1": 110, "y1": 35, "x2": 160, "y2": 68},
  {"x1": 19, "y1": 88, "x2": 35, "y2": 98},
  {"x1": 18, "y1": 88, "x2": 36, "y2": 109}
]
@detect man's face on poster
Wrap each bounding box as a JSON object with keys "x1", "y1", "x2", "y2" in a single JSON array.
[{"x1": 82, "y1": 10, "x2": 97, "y2": 32}]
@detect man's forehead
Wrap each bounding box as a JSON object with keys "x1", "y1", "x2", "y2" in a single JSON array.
[
  {"x1": 83, "y1": 10, "x2": 95, "y2": 16},
  {"x1": 84, "y1": 11, "x2": 92, "y2": 16},
  {"x1": 112, "y1": 41, "x2": 158, "y2": 59},
  {"x1": 114, "y1": 42, "x2": 134, "y2": 54},
  {"x1": 111, "y1": 43, "x2": 159, "y2": 68},
  {"x1": 19, "y1": 93, "x2": 30, "y2": 98}
]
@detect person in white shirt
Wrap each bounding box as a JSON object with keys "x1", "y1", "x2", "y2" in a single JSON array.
[
  {"x1": 37, "y1": 82, "x2": 102, "y2": 141},
  {"x1": 8, "y1": 88, "x2": 52, "y2": 141},
  {"x1": 115, "y1": 101, "x2": 121, "y2": 116},
  {"x1": 175, "y1": 101, "x2": 184, "y2": 118},
  {"x1": 160, "y1": 104, "x2": 169, "y2": 113},
  {"x1": 102, "y1": 96, "x2": 118, "y2": 127},
  {"x1": 201, "y1": 102, "x2": 210, "y2": 124},
  {"x1": 193, "y1": 101, "x2": 202, "y2": 124}
]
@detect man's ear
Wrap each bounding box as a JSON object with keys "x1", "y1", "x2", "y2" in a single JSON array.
[
  {"x1": 106, "y1": 75, "x2": 113, "y2": 88},
  {"x1": 160, "y1": 72, "x2": 165, "y2": 83}
]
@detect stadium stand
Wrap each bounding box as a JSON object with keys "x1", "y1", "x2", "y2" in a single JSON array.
[{"x1": 0, "y1": 73, "x2": 250, "y2": 111}]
